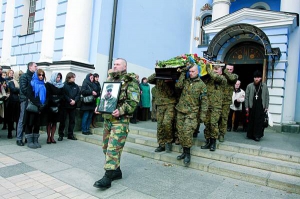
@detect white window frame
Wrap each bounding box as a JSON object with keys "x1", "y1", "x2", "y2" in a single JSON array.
[
  {"x1": 196, "y1": 10, "x2": 212, "y2": 46},
  {"x1": 20, "y1": 0, "x2": 37, "y2": 36}
]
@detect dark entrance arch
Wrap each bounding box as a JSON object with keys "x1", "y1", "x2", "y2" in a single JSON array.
[{"x1": 224, "y1": 42, "x2": 265, "y2": 91}]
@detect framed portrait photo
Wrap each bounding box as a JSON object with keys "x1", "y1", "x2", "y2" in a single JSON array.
[{"x1": 97, "y1": 82, "x2": 121, "y2": 114}]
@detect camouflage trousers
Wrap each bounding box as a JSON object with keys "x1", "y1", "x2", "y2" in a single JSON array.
[
  {"x1": 176, "y1": 111, "x2": 198, "y2": 148},
  {"x1": 157, "y1": 104, "x2": 175, "y2": 146},
  {"x1": 151, "y1": 101, "x2": 157, "y2": 120},
  {"x1": 204, "y1": 107, "x2": 222, "y2": 139},
  {"x1": 219, "y1": 103, "x2": 230, "y2": 136},
  {"x1": 102, "y1": 117, "x2": 129, "y2": 170}
]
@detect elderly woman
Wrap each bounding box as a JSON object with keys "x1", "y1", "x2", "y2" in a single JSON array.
[
  {"x1": 25, "y1": 69, "x2": 47, "y2": 149},
  {"x1": 6, "y1": 71, "x2": 22, "y2": 139}
]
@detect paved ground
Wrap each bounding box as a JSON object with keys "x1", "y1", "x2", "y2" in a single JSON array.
[{"x1": 0, "y1": 122, "x2": 299, "y2": 199}]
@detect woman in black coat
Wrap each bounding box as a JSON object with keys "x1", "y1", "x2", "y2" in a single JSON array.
[
  {"x1": 45, "y1": 72, "x2": 64, "y2": 144},
  {"x1": 6, "y1": 71, "x2": 22, "y2": 139},
  {"x1": 25, "y1": 69, "x2": 48, "y2": 149},
  {"x1": 80, "y1": 73, "x2": 98, "y2": 135}
]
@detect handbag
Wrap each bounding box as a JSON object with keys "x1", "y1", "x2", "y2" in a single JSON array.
[
  {"x1": 263, "y1": 112, "x2": 269, "y2": 128},
  {"x1": 26, "y1": 101, "x2": 39, "y2": 113},
  {"x1": 83, "y1": 95, "x2": 94, "y2": 103},
  {"x1": 49, "y1": 107, "x2": 58, "y2": 113},
  {"x1": 234, "y1": 100, "x2": 241, "y2": 108}
]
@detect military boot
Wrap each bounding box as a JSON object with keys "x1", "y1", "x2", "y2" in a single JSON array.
[
  {"x1": 210, "y1": 139, "x2": 216, "y2": 151},
  {"x1": 111, "y1": 167, "x2": 122, "y2": 181},
  {"x1": 184, "y1": 148, "x2": 191, "y2": 166},
  {"x1": 201, "y1": 139, "x2": 211, "y2": 149},
  {"x1": 93, "y1": 170, "x2": 113, "y2": 189},
  {"x1": 177, "y1": 147, "x2": 186, "y2": 160},
  {"x1": 165, "y1": 143, "x2": 172, "y2": 153},
  {"x1": 155, "y1": 145, "x2": 165, "y2": 152}
]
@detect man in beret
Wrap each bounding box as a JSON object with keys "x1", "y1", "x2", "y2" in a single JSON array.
[
  {"x1": 245, "y1": 70, "x2": 269, "y2": 141},
  {"x1": 98, "y1": 84, "x2": 117, "y2": 113}
]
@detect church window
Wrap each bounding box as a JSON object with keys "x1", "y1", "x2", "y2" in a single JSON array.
[{"x1": 201, "y1": 15, "x2": 212, "y2": 45}]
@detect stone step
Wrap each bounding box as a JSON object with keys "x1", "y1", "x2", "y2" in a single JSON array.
[
  {"x1": 88, "y1": 130, "x2": 300, "y2": 177},
  {"x1": 92, "y1": 127, "x2": 300, "y2": 164},
  {"x1": 74, "y1": 132, "x2": 300, "y2": 194}
]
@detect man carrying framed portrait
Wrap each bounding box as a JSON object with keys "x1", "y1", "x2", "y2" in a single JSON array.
[{"x1": 93, "y1": 58, "x2": 140, "y2": 189}]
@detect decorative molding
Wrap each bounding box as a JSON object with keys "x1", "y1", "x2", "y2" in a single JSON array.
[
  {"x1": 203, "y1": 8, "x2": 298, "y2": 34},
  {"x1": 37, "y1": 60, "x2": 95, "y2": 69},
  {"x1": 201, "y1": 3, "x2": 212, "y2": 11}
]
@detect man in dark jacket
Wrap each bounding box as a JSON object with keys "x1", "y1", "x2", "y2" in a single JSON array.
[
  {"x1": 57, "y1": 72, "x2": 80, "y2": 141},
  {"x1": 16, "y1": 62, "x2": 37, "y2": 146}
]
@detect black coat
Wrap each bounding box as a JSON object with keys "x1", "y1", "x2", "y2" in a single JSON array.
[
  {"x1": 45, "y1": 82, "x2": 64, "y2": 122},
  {"x1": 61, "y1": 81, "x2": 80, "y2": 109},
  {"x1": 80, "y1": 75, "x2": 99, "y2": 111},
  {"x1": 19, "y1": 69, "x2": 34, "y2": 102},
  {"x1": 8, "y1": 80, "x2": 20, "y2": 102}
]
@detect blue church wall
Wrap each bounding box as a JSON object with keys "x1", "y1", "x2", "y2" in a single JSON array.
[
  {"x1": 230, "y1": 0, "x2": 280, "y2": 12},
  {"x1": 97, "y1": 0, "x2": 194, "y2": 70}
]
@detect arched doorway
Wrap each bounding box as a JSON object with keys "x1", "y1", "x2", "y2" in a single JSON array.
[{"x1": 224, "y1": 42, "x2": 265, "y2": 91}]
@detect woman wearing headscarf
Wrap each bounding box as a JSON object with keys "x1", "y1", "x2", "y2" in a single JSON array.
[
  {"x1": 24, "y1": 69, "x2": 47, "y2": 149},
  {"x1": 6, "y1": 70, "x2": 22, "y2": 139},
  {"x1": 80, "y1": 73, "x2": 99, "y2": 135},
  {"x1": 45, "y1": 72, "x2": 64, "y2": 144}
]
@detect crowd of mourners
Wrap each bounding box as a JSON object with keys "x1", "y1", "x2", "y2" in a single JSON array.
[{"x1": 0, "y1": 62, "x2": 101, "y2": 149}]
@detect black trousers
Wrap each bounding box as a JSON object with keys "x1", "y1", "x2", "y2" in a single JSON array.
[
  {"x1": 58, "y1": 108, "x2": 76, "y2": 137},
  {"x1": 227, "y1": 109, "x2": 242, "y2": 130}
]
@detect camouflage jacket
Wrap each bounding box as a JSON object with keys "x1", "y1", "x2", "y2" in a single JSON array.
[
  {"x1": 148, "y1": 73, "x2": 176, "y2": 105},
  {"x1": 98, "y1": 96, "x2": 118, "y2": 113},
  {"x1": 151, "y1": 86, "x2": 158, "y2": 104},
  {"x1": 222, "y1": 69, "x2": 238, "y2": 104},
  {"x1": 102, "y1": 71, "x2": 140, "y2": 119},
  {"x1": 175, "y1": 73, "x2": 208, "y2": 116},
  {"x1": 204, "y1": 65, "x2": 227, "y2": 109}
]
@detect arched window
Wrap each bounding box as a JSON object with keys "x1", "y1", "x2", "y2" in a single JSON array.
[{"x1": 201, "y1": 15, "x2": 212, "y2": 45}]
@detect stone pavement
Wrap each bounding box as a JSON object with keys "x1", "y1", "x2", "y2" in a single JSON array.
[{"x1": 0, "y1": 123, "x2": 299, "y2": 199}]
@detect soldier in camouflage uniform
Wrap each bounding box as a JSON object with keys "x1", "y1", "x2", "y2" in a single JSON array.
[
  {"x1": 148, "y1": 73, "x2": 176, "y2": 153},
  {"x1": 98, "y1": 84, "x2": 118, "y2": 113},
  {"x1": 93, "y1": 58, "x2": 140, "y2": 189},
  {"x1": 201, "y1": 64, "x2": 227, "y2": 151},
  {"x1": 175, "y1": 65, "x2": 208, "y2": 166},
  {"x1": 219, "y1": 64, "x2": 238, "y2": 142},
  {"x1": 151, "y1": 86, "x2": 157, "y2": 122}
]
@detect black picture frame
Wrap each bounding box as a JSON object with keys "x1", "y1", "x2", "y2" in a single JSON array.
[{"x1": 97, "y1": 82, "x2": 121, "y2": 114}]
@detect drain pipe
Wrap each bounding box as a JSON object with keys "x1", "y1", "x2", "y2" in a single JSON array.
[{"x1": 108, "y1": 0, "x2": 118, "y2": 70}]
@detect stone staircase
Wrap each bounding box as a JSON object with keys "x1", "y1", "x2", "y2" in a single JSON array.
[{"x1": 74, "y1": 126, "x2": 300, "y2": 194}]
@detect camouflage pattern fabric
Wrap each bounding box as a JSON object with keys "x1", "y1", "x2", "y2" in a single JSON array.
[
  {"x1": 204, "y1": 108, "x2": 222, "y2": 139},
  {"x1": 98, "y1": 96, "x2": 118, "y2": 113},
  {"x1": 219, "y1": 69, "x2": 238, "y2": 135},
  {"x1": 175, "y1": 72, "x2": 208, "y2": 147},
  {"x1": 148, "y1": 73, "x2": 177, "y2": 105},
  {"x1": 151, "y1": 86, "x2": 157, "y2": 120},
  {"x1": 103, "y1": 117, "x2": 129, "y2": 170},
  {"x1": 148, "y1": 73, "x2": 176, "y2": 146},
  {"x1": 176, "y1": 111, "x2": 198, "y2": 147},
  {"x1": 102, "y1": 71, "x2": 140, "y2": 170},
  {"x1": 202, "y1": 65, "x2": 227, "y2": 139},
  {"x1": 157, "y1": 104, "x2": 175, "y2": 146}
]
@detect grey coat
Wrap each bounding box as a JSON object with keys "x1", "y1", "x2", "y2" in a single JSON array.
[{"x1": 245, "y1": 82, "x2": 269, "y2": 109}]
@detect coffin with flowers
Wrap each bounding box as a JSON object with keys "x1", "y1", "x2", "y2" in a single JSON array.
[{"x1": 155, "y1": 54, "x2": 209, "y2": 80}]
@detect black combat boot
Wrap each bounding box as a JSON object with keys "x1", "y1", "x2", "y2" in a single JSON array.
[
  {"x1": 165, "y1": 143, "x2": 172, "y2": 153},
  {"x1": 184, "y1": 148, "x2": 191, "y2": 166},
  {"x1": 177, "y1": 147, "x2": 186, "y2": 160},
  {"x1": 155, "y1": 145, "x2": 165, "y2": 152},
  {"x1": 210, "y1": 139, "x2": 216, "y2": 151},
  {"x1": 111, "y1": 167, "x2": 122, "y2": 180},
  {"x1": 93, "y1": 170, "x2": 114, "y2": 189},
  {"x1": 201, "y1": 139, "x2": 211, "y2": 149}
]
